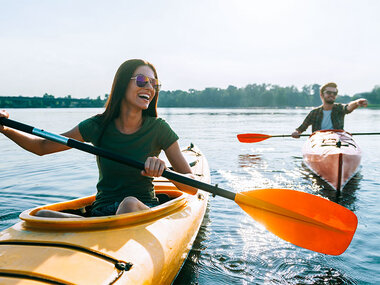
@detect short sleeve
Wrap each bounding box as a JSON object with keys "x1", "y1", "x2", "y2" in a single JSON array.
[
  {"x1": 78, "y1": 116, "x2": 103, "y2": 143},
  {"x1": 157, "y1": 118, "x2": 179, "y2": 150}
]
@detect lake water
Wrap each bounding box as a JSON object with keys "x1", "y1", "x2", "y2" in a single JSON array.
[{"x1": 1, "y1": 108, "x2": 380, "y2": 284}]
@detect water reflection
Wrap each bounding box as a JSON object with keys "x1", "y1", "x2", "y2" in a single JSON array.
[
  {"x1": 238, "y1": 154, "x2": 262, "y2": 168},
  {"x1": 300, "y1": 163, "x2": 360, "y2": 211}
]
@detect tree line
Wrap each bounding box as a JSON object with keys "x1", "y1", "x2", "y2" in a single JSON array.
[
  {"x1": 1, "y1": 84, "x2": 379, "y2": 108},
  {"x1": 0, "y1": 94, "x2": 107, "y2": 108},
  {"x1": 158, "y1": 84, "x2": 380, "y2": 107}
]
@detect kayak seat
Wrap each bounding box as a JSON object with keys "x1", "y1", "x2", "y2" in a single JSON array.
[
  {"x1": 155, "y1": 188, "x2": 184, "y2": 205},
  {"x1": 157, "y1": 193, "x2": 171, "y2": 204}
]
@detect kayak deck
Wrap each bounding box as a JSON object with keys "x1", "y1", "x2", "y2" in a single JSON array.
[{"x1": 0, "y1": 145, "x2": 210, "y2": 285}]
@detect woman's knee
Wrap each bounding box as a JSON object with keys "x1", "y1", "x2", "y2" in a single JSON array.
[
  {"x1": 119, "y1": 196, "x2": 139, "y2": 208},
  {"x1": 116, "y1": 197, "x2": 148, "y2": 214}
]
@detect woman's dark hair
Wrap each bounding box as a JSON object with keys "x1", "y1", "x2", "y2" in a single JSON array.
[{"x1": 96, "y1": 59, "x2": 159, "y2": 145}]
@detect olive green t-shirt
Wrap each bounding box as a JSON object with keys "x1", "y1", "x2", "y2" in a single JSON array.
[{"x1": 78, "y1": 115, "x2": 179, "y2": 212}]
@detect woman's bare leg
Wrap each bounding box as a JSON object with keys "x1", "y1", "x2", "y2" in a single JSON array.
[
  {"x1": 35, "y1": 209, "x2": 84, "y2": 218},
  {"x1": 116, "y1": 197, "x2": 149, "y2": 215}
]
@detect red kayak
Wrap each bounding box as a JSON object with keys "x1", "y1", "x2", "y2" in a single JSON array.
[{"x1": 302, "y1": 130, "x2": 362, "y2": 191}]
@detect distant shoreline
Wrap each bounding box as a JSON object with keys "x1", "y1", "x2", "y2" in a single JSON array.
[{"x1": 1, "y1": 83, "x2": 379, "y2": 108}]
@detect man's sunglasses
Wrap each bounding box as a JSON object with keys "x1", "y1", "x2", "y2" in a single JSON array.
[
  {"x1": 324, "y1": 91, "x2": 338, "y2": 96},
  {"x1": 131, "y1": 74, "x2": 161, "y2": 91}
]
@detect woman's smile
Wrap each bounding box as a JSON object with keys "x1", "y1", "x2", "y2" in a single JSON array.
[{"x1": 138, "y1": 93, "x2": 151, "y2": 101}]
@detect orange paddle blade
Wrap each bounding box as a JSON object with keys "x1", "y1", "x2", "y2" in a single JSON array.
[
  {"x1": 235, "y1": 189, "x2": 357, "y2": 255},
  {"x1": 237, "y1": 133, "x2": 271, "y2": 143}
]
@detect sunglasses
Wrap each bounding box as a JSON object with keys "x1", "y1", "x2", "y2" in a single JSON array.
[
  {"x1": 324, "y1": 91, "x2": 338, "y2": 96},
  {"x1": 130, "y1": 74, "x2": 161, "y2": 91}
]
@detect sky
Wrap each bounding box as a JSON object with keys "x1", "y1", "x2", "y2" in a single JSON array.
[{"x1": 1, "y1": 0, "x2": 379, "y2": 98}]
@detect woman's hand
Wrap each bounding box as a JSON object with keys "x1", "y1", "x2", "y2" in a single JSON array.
[
  {"x1": 0, "y1": 110, "x2": 9, "y2": 133},
  {"x1": 141, "y1": 157, "x2": 166, "y2": 177}
]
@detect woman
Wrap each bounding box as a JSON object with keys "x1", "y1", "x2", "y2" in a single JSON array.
[{"x1": 0, "y1": 59, "x2": 197, "y2": 217}]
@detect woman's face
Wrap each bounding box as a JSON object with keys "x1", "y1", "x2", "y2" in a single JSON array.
[{"x1": 124, "y1": 65, "x2": 156, "y2": 111}]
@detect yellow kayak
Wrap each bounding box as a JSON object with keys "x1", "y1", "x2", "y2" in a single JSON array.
[{"x1": 0, "y1": 145, "x2": 210, "y2": 285}]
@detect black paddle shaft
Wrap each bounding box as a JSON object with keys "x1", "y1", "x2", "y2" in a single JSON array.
[
  {"x1": 0, "y1": 117, "x2": 236, "y2": 201},
  {"x1": 273, "y1": 132, "x2": 380, "y2": 137}
]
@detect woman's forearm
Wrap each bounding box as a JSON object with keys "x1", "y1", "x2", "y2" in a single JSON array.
[{"x1": 1, "y1": 127, "x2": 69, "y2": 155}]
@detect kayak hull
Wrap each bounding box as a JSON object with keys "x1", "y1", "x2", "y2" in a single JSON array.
[
  {"x1": 302, "y1": 130, "x2": 361, "y2": 191},
  {"x1": 0, "y1": 145, "x2": 210, "y2": 285}
]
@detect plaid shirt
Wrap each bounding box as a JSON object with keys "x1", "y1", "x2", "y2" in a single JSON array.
[{"x1": 296, "y1": 103, "x2": 350, "y2": 133}]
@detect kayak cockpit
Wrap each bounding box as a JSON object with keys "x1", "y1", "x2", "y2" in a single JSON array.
[
  {"x1": 56, "y1": 186, "x2": 184, "y2": 218},
  {"x1": 17, "y1": 144, "x2": 206, "y2": 231},
  {"x1": 19, "y1": 187, "x2": 189, "y2": 231}
]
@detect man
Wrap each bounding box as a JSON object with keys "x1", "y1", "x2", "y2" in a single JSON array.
[{"x1": 292, "y1": 82, "x2": 368, "y2": 138}]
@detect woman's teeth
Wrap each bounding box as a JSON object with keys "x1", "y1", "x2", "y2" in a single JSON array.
[{"x1": 138, "y1": 94, "x2": 150, "y2": 100}]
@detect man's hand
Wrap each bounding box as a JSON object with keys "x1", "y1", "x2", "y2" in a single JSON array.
[
  {"x1": 292, "y1": 130, "x2": 301, "y2": 138},
  {"x1": 356, "y1": 98, "x2": 368, "y2": 107}
]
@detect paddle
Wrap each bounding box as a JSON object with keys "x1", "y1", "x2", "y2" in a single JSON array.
[
  {"x1": 237, "y1": 132, "x2": 380, "y2": 143},
  {"x1": 0, "y1": 117, "x2": 357, "y2": 255}
]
